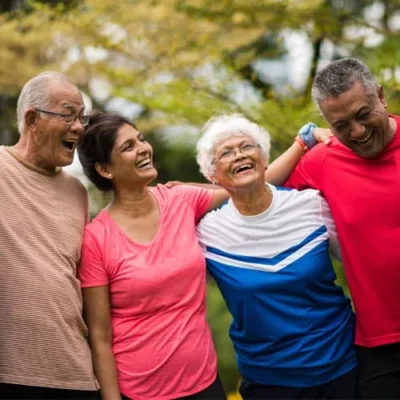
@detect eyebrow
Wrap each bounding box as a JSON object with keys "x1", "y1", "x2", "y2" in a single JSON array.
[
  {"x1": 356, "y1": 106, "x2": 370, "y2": 115},
  {"x1": 62, "y1": 104, "x2": 85, "y2": 113},
  {"x1": 118, "y1": 139, "x2": 133, "y2": 152},
  {"x1": 218, "y1": 139, "x2": 252, "y2": 151}
]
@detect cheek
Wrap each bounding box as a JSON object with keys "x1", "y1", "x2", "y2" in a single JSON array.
[
  {"x1": 369, "y1": 111, "x2": 386, "y2": 128},
  {"x1": 332, "y1": 130, "x2": 348, "y2": 143},
  {"x1": 214, "y1": 165, "x2": 230, "y2": 182}
]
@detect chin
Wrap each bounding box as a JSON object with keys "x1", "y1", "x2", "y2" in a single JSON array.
[
  {"x1": 142, "y1": 168, "x2": 158, "y2": 184},
  {"x1": 56, "y1": 156, "x2": 75, "y2": 168},
  {"x1": 232, "y1": 175, "x2": 260, "y2": 188}
]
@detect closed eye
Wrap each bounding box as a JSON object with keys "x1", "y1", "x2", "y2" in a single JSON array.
[
  {"x1": 122, "y1": 142, "x2": 134, "y2": 152},
  {"x1": 241, "y1": 144, "x2": 256, "y2": 151},
  {"x1": 219, "y1": 150, "x2": 234, "y2": 159},
  {"x1": 359, "y1": 112, "x2": 370, "y2": 120}
]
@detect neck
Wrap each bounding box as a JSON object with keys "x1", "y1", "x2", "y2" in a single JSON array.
[
  {"x1": 231, "y1": 183, "x2": 273, "y2": 216},
  {"x1": 12, "y1": 136, "x2": 55, "y2": 172},
  {"x1": 110, "y1": 184, "x2": 156, "y2": 218},
  {"x1": 389, "y1": 116, "x2": 398, "y2": 141}
]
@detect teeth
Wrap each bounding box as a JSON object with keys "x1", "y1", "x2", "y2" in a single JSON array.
[
  {"x1": 234, "y1": 164, "x2": 252, "y2": 174},
  {"x1": 355, "y1": 131, "x2": 373, "y2": 145},
  {"x1": 137, "y1": 159, "x2": 151, "y2": 168}
]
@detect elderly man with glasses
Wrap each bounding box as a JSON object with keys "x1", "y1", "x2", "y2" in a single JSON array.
[{"x1": 0, "y1": 71, "x2": 99, "y2": 399}]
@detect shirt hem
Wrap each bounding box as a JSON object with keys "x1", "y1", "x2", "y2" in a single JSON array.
[
  {"x1": 121, "y1": 370, "x2": 217, "y2": 400},
  {"x1": 240, "y1": 356, "x2": 358, "y2": 388},
  {"x1": 0, "y1": 374, "x2": 99, "y2": 391},
  {"x1": 356, "y1": 332, "x2": 400, "y2": 347}
]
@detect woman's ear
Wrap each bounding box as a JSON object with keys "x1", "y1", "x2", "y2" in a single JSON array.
[
  {"x1": 210, "y1": 174, "x2": 219, "y2": 186},
  {"x1": 95, "y1": 162, "x2": 113, "y2": 180}
]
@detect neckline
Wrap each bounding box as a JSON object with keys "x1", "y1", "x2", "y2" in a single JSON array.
[
  {"x1": 101, "y1": 187, "x2": 163, "y2": 247},
  {"x1": 229, "y1": 183, "x2": 276, "y2": 220},
  {"x1": 4, "y1": 146, "x2": 62, "y2": 177}
]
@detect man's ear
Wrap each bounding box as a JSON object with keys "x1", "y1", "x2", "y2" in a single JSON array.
[
  {"x1": 95, "y1": 162, "x2": 113, "y2": 180},
  {"x1": 25, "y1": 109, "x2": 38, "y2": 131},
  {"x1": 377, "y1": 86, "x2": 388, "y2": 108}
]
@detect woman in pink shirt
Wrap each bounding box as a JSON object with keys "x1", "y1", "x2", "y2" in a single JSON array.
[{"x1": 77, "y1": 112, "x2": 228, "y2": 400}]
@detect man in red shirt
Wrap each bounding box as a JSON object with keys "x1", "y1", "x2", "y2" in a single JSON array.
[{"x1": 269, "y1": 57, "x2": 400, "y2": 399}]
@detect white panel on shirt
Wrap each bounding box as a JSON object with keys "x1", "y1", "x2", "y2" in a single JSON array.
[{"x1": 197, "y1": 184, "x2": 340, "y2": 273}]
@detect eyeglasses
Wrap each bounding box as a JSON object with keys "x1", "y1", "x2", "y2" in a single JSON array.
[
  {"x1": 214, "y1": 143, "x2": 260, "y2": 163},
  {"x1": 35, "y1": 108, "x2": 90, "y2": 127}
]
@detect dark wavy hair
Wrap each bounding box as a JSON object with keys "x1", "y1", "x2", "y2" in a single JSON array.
[{"x1": 78, "y1": 111, "x2": 136, "y2": 191}]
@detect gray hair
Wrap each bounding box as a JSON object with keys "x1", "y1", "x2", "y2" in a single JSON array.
[
  {"x1": 196, "y1": 113, "x2": 271, "y2": 181},
  {"x1": 17, "y1": 71, "x2": 76, "y2": 135},
  {"x1": 312, "y1": 58, "x2": 378, "y2": 106}
]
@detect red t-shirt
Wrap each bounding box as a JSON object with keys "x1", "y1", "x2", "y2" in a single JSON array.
[
  {"x1": 285, "y1": 115, "x2": 400, "y2": 347},
  {"x1": 79, "y1": 184, "x2": 217, "y2": 400}
]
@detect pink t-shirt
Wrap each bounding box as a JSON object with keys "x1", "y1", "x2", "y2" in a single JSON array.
[
  {"x1": 285, "y1": 115, "x2": 400, "y2": 348},
  {"x1": 79, "y1": 184, "x2": 217, "y2": 400}
]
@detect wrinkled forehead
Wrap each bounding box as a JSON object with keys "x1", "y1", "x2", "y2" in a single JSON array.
[
  {"x1": 319, "y1": 81, "x2": 378, "y2": 116},
  {"x1": 214, "y1": 132, "x2": 254, "y2": 151},
  {"x1": 49, "y1": 82, "x2": 84, "y2": 111}
]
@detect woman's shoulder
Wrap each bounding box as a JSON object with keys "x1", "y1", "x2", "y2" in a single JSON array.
[
  {"x1": 84, "y1": 210, "x2": 112, "y2": 242},
  {"x1": 152, "y1": 183, "x2": 210, "y2": 204}
]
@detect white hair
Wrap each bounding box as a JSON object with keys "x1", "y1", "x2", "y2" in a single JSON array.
[
  {"x1": 16, "y1": 71, "x2": 76, "y2": 135},
  {"x1": 196, "y1": 113, "x2": 271, "y2": 181}
]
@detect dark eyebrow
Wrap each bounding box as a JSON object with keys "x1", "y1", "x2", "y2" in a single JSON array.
[
  {"x1": 118, "y1": 139, "x2": 133, "y2": 152},
  {"x1": 356, "y1": 106, "x2": 370, "y2": 115}
]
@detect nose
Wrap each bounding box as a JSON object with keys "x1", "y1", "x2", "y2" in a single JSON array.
[
  {"x1": 70, "y1": 118, "x2": 85, "y2": 135},
  {"x1": 138, "y1": 140, "x2": 152, "y2": 155},
  {"x1": 350, "y1": 121, "x2": 366, "y2": 139},
  {"x1": 232, "y1": 148, "x2": 247, "y2": 161}
]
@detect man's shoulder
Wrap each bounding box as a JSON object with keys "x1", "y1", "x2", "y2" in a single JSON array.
[
  {"x1": 0, "y1": 146, "x2": 14, "y2": 166},
  {"x1": 60, "y1": 171, "x2": 87, "y2": 195}
]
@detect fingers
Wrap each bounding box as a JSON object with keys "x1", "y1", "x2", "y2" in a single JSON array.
[
  {"x1": 314, "y1": 128, "x2": 333, "y2": 146},
  {"x1": 165, "y1": 181, "x2": 183, "y2": 188}
]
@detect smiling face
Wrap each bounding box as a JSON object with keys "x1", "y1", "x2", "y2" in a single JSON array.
[
  {"x1": 104, "y1": 124, "x2": 157, "y2": 189},
  {"x1": 320, "y1": 80, "x2": 395, "y2": 159},
  {"x1": 211, "y1": 135, "x2": 266, "y2": 192},
  {"x1": 29, "y1": 82, "x2": 86, "y2": 170}
]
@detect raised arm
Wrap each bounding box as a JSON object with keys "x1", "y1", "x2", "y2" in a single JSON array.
[
  {"x1": 83, "y1": 286, "x2": 121, "y2": 400},
  {"x1": 266, "y1": 125, "x2": 333, "y2": 186}
]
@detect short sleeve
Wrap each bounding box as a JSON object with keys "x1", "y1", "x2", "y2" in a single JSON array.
[
  {"x1": 78, "y1": 229, "x2": 109, "y2": 287},
  {"x1": 174, "y1": 185, "x2": 213, "y2": 222},
  {"x1": 284, "y1": 144, "x2": 327, "y2": 191}
]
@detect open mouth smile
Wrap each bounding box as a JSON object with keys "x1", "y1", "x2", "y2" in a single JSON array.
[
  {"x1": 233, "y1": 163, "x2": 254, "y2": 175},
  {"x1": 352, "y1": 130, "x2": 373, "y2": 145},
  {"x1": 62, "y1": 139, "x2": 77, "y2": 151},
  {"x1": 136, "y1": 158, "x2": 152, "y2": 169}
]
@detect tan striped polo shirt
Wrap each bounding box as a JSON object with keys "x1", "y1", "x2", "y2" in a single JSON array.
[{"x1": 0, "y1": 146, "x2": 98, "y2": 390}]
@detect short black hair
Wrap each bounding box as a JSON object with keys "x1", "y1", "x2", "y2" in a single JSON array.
[{"x1": 78, "y1": 111, "x2": 136, "y2": 191}]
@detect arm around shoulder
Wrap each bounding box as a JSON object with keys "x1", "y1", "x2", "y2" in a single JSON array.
[
  {"x1": 266, "y1": 126, "x2": 333, "y2": 187},
  {"x1": 207, "y1": 188, "x2": 230, "y2": 212}
]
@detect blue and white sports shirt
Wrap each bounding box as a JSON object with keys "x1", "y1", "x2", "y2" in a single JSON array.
[{"x1": 197, "y1": 185, "x2": 357, "y2": 387}]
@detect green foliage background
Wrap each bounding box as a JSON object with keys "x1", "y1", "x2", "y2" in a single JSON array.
[{"x1": 1, "y1": 0, "x2": 399, "y2": 395}]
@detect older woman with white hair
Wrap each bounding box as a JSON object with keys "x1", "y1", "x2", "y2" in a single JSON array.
[{"x1": 196, "y1": 114, "x2": 358, "y2": 400}]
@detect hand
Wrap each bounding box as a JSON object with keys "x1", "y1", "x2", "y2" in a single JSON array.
[
  {"x1": 313, "y1": 128, "x2": 333, "y2": 145},
  {"x1": 165, "y1": 180, "x2": 185, "y2": 188}
]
